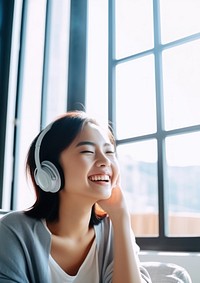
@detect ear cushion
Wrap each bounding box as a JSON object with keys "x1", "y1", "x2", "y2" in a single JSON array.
[{"x1": 34, "y1": 161, "x2": 61, "y2": 193}]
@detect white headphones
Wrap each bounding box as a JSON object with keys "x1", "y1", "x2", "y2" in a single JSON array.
[{"x1": 34, "y1": 122, "x2": 61, "y2": 193}]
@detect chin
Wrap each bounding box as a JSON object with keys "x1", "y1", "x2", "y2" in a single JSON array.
[{"x1": 99, "y1": 190, "x2": 112, "y2": 200}]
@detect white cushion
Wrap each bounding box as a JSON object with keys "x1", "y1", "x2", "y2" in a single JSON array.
[{"x1": 141, "y1": 262, "x2": 192, "y2": 283}]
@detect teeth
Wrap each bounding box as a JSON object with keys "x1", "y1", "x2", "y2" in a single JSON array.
[{"x1": 89, "y1": 175, "x2": 109, "y2": 182}]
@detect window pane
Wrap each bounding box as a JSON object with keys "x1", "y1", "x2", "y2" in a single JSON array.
[
  {"x1": 165, "y1": 132, "x2": 200, "y2": 236},
  {"x1": 14, "y1": 0, "x2": 70, "y2": 210},
  {"x1": 86, "y1": 0, "x2": 108, "y2": 125},
  {"x1": 160, "y1": 0, "x2": 200, "y2": 44},
  {"x1": 162, "y1": 40, "x2": 200, "y2": 130},
  {"x1": 116, "y1": 55, "x2": 156, "y2": 139},
  {"x1": 117, "y1": 139, "x2": 158, "y2": 237},
  {"x1": 115, "y1": 0, "x2": 154, "y2": 59},
  {"x1": 43, "y1": 0, "x2": 70, "y2": 125},
  {"x1": 14, "y1": 0, "x2": 47, "y2": 210}
]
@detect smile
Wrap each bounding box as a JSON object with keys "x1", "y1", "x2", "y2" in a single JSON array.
[{"x1": 88, "y1": 174, "x2": 110, "y2": 182}]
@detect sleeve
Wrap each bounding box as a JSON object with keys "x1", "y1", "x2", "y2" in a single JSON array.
[
  {"x1": 97, "y1": 217, "x2": 152, "y2": 283},
  {"x1": 0, "y1": 220, "x2": 30, "y2": 283},
  {"x1": 131, "y1": 230, "x2": 152, "y2": 283}
]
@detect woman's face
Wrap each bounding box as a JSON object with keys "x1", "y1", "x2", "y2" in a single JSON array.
[{"x1": 59, "y1": 122, "x2": 119, "y2": 202}]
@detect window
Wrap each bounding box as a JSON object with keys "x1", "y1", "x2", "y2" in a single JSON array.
[
  {"x1": 86, "y1": 0, "x2": 108, "y2": 125},
  {"x1": 86, "y1": 0, "x2": 200, "y2": 251},
  {"x1": 0, "y1": 0, "x2": 17, "y2": 209},
  {"x1": 2, "y1": 0, "x2": 70, "y2": 211},
  {"x1": 2, "y1": 0, "x2": 200, "y2": 252}
]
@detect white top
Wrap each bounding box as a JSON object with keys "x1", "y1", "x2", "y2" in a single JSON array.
[{"x1": 49, "y1": 236, "x2": 99, "y2": 283}]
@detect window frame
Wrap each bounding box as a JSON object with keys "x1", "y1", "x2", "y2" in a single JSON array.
[
  {"x1": 0, "y1": 0, "x2": 15, "y2": 207},
  {"x1": 1, "y1": 0, "x2": 72, "y2": 211},
  {"x1": 2, "y1": 0, "x2": 200, "y2": 252},
  {"x1": 108, "y1": 0, "x2": 200, "y2": 251}
]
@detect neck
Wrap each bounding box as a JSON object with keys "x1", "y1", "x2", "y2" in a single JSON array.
[{"x1": 47, "y1": 191, "x2": 94, "y2": 239}]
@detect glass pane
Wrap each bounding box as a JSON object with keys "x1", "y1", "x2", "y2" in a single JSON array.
[
  {"x1": 14, "y1": 0, "x2": 47, "y2": 210},
  {"x1": 116, "y1": 55, "x2": 157, "y2": 139},
  {"x1": 160, "y1": 0, "x2": 200, "y2": 44},
  {"x1": 43, "y1": 0, "x2": 70, "y2": 125},
  {"x1": 165, "y1": 132, "x2": 200, "y2": 236},
  {"x1": 14, "y1": 0, "x2": 70, "y2": 210},
  {"x1": 86, "y1": 0, "x2": 108, "y2": 125},
  {"x1": 115, "y1": 0, "x2": 154, "y2": 59},
  {"x1": 117, "y1": 139, "x2": 158, "y2": 237},
  {"x1": 162, "y1": 40, "x2": 200, "y2": 130}
]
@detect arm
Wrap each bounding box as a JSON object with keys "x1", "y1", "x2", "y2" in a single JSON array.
[
  {"x1": 98, "y1": 185, "x2": 145, "y2": 283},
  {"x1": 0, "y1": 212, "x2": 51, "y2": 283},
  {"x1": 111, "y1": 209, "x2": 143, "y2": 283},
  {"x1": 0, "y1": 221, "x2": 27, "y2": 283}
]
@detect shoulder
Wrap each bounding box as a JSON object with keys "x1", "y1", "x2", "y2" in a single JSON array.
[
  {"x1": 0, "y1": 211, "x2": 51, "y2": 282},
  {"x1": 95, "y1": 216, "x2": 112, "y2": 237},
  {"x1": 1, "y1": 210, "x2": 31, "y2": 222},
  {"x1": 1, "y1": 210, "x2": 36, "y2": 229},
  {"x1": 94, "y1": 216, "x2": 113, "y2": 251},
  {"x1": 0, "y1": 210, "x2": 50, "y2": 240},
  {"x1": 94, "y1": 217, "x2": 114, "y2": 280},
  {"x1": 95, "y1": 216, "x2": 139, "y2": 253}
]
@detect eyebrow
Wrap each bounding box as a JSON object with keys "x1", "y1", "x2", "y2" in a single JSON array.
[{"x1": 76, "y1": 141, "x2": 113, "y2": 147}]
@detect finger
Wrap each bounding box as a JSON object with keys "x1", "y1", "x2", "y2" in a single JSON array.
[{"x1": 115, "y1": 174, "x2": 121, "y2": 186}]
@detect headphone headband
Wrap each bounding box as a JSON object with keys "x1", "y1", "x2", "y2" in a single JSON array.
[{"x1": 34, "y1": 122, "x2": 53, "y2": 171}]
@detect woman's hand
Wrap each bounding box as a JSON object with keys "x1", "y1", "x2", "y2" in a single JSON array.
[
  {"x1": 98, "y1": 180, "x2": 143, "y2": 283},
  {"x1": 97, "y1": 182, "x2": 129, "y2": 222}
]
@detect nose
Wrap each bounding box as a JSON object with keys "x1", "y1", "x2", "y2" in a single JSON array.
[{"x1": 96, "y1": 153, "x2": 111, "y2": 167}]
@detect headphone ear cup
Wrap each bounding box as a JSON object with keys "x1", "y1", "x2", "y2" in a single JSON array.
[{"x1": 34, "y1": 161, "x2": 61, "y2": 193}]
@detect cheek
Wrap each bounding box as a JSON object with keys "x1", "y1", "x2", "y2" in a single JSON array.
[
  {"x1": 63, "y1": 169, "x2": 85, "y2": 191},
  {"x1": 63, "y1": 161, "x2": 88, "y2": 183}
]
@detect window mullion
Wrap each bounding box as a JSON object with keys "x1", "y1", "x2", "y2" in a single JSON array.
[
  {"x1": 67, "y1": 0, "x2": 87, "y2": 111},
  {"x1": 0, "y1": 0, "x2": 15, "y2": 208},
  {"x1": 153, "y1": 0, "x2": 166, "y2": 238},
  {"x1": 108, "y1": 0, "x2": 116, "y2": 133}
]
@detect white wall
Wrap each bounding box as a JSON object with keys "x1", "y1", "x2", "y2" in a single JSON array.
[{"x1": 139, "y1": 251, "x2": 200, "y2": 283}]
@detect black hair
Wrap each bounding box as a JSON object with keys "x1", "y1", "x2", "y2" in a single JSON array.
[{"x1": 25, "y1": 111, "x2": 115, "y2": 225}]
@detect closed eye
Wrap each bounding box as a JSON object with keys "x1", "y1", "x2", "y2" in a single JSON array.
[
  {"x1": 106, "y1": 150, "x2": 115, "y2": 154},
  {"x1": 80, "y1": 150, "x2": 94, "y2": 154},
  {"x1": 105, "y1": 146, "x2": 116, "y2": 154}
]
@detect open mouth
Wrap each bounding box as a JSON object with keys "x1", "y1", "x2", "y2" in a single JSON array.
[{"x1": 88, "y1": 174, "x2": 110, "y2": 182}]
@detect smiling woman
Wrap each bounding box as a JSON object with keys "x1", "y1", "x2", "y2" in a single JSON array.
[{"x1": 0, "y1": 110, "x2": 151, "y2": 283}]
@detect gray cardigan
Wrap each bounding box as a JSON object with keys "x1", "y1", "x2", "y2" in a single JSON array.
[{"x1": 0, "y1": 211, "x2": 151, "y2": 283}]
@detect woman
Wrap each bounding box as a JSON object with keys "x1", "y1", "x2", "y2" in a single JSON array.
[{"x1": 0, "y1": 111, "x2": 151, "y2": 283}]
